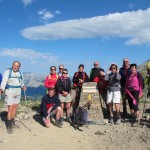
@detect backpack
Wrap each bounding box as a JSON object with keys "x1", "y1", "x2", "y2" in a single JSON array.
[
  {"x1": 74, "y1": 107, "x2": 88, "y2": 126},
  {"x1": 73, "y1": 101, "x2": 91, "y2": 126},
  {"x1": 137, "y1": 72, "x2": 145, "y2": 90}
]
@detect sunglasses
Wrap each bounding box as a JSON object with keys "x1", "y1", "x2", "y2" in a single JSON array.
[
  {"x1": 59, "y1": 68, "x2": 64, "y2": 69},
  {"x1": 63, "y1": 72, "x2": 68, "y2": 74},
  {"x1": 51, "y1": 69, "x2": 56, "y2": 71},
  {"x1": 111, "y1": 68, "x2": 116, "y2": 70}
]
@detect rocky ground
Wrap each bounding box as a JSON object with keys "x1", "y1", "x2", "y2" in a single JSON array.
[{"x1": 0, "y1": 100, "x2": 150, "y2": 150}]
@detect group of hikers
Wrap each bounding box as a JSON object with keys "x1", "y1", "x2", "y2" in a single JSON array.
[{"x1": 0, "y1": 59, "x2": 150, "y2": 134}]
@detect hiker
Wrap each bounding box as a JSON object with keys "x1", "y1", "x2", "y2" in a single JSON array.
[
  {"x1": 125, "y1": 63, "x2": 143, "y2": 124},
  {"x1": 58, "y1": 64, "x2": 64, "y2": 76},
  {"x1": 44, "y1": 66, "x2": 59, "y2": 89},
  {"x1": 145, "y1": 61, "x2": 150, "y2": 98},
  {"x1": 119, "y1": 58, "x2": 131, "y2": 118},
  {"x1": 72, "y1": 64, "x2": 90, "y2": 111},
  {"x1": 97, "y1": 70, "x2": 109, "y2": 117},
  {"x1": 56, "y1": 69, "x2": 72, "y2": 124},
  {"x1": 105, "y1": 64, "x2": 121, "y2": 125},
  {"x1": 90, "y1": 61, "x2": 104, "y2": 82},
  {"x1": 0, "y1": 72, "x2": 2, "y2": 99},
  {"x1": 0, "y1": 61, "x2": 26, "y2": 134},
  {"x1": 0, "y1": 72, "x2": 2, "y2": 85},
  {"x1": 41, "y1": 87, "x2": 62, "y2": 128}
]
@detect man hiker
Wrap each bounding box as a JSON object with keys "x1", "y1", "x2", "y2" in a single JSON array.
[
  {"x1": 90, "y1": 61, "x2": 104, "y2": 82},
  {"x1": 0, "y1": 61, "x2": 26, "y2": 134},
  {"x1": 119, "y1": 58, "x2": 131, "y2": 118},
  {"x1": 41, "y1": 87, "x2": 62, "y2": 128},
  {"x1": 72, "y1": 64, "x2": 89, "y2": 111}
]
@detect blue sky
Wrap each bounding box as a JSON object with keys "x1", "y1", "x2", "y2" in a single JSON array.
[{"x1": 0, "y1": 0, "x2": 150, "y2": 76}]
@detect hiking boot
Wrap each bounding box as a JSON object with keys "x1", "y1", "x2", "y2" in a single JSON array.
[
  {"x1": 129, "y1": 114, "x2": 136, "y2": 122},
  {"x1": 115, "y1": 118, "x2": 121, "y2": 125},
  {"x1": 7, "y1": 120, "x2": 13, "y2": 134},
  {"x1": 59, "y1": 117, "x2": 64, "y2": 125},
  {"x1": 132, "y1": 118, "x2": 140, "y2": 127},
  {"x1": 108, "y1": 116, "x2": 114, "y2": 124},
  {"x1": 66, "y1": 116, "x2": 72, "y2": 124},
  {"x1": 12, "y1": 118, "x2": 20, "y2": 129},
  {"x1": 55, "y1": 120, "x2": 62, "y2": 128}
]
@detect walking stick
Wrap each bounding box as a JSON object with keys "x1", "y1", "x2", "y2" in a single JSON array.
[
  {"x1": 24, "y1": 90, "x2": 27, "y2": 107},
  {"x1": 140, "y1": 94, "x2": 148, "y2": 125}
]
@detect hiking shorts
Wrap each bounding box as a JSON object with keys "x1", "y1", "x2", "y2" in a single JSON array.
[
  {"x1": 59, "y1": 93, "x2": 72, "y2": 103},
  {"x1": 107, "y1": 91, "x2": 121, "y2": 104},
  {"x1": 5, "y1": 94, "x2": 21, "y2": 105}
]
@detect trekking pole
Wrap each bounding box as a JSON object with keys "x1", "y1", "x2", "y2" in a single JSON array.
[
  {"x1": 140, "y1": 96, "x2": 147, "y2": 125},
  {"x1": 24, "y1": 90, "x2": 27, "y2": 107},
  {"x1": 18, "y1": 117, "x2": 31, "y2": 132}
]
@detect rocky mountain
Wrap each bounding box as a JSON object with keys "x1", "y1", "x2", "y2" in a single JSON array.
[
  {"x1": 137, "y1": 58, "x2": 150, "y2": 77},
  {"x1": 22, "y1": 73, "x2": 46, "y2": 100}
]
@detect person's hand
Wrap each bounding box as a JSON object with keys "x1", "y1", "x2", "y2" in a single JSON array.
[
  {"x1": 62, "y1": 91, "x2": 68, "y2": 96},
  {"x1": 22, "y1": 86, "x2": 26, "y2": 91},
  {"x1": 138, "y1": 93, "x2": 143, "y2": 99},
  {"x1": 79, "y1": 79, "x2": 84, "y2": 83},
  {"x1": 107, "y1": 70, "x2": 112, "y2": 75}
]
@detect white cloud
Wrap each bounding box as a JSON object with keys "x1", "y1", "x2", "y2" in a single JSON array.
[
  {"x1": 38, "y1": 9, "x2": 54, "y2": 23},
  {"x1": 22, "y1": 0, "x2": 33, "y2": 6},
  {"x1": 0, "y1": 48, "x2": 57, "y2": 62},
  {"x1": 21, "y1": 8, "x2": 150, "y2": 45},
  {"x1": 54, "y1": 10, "x2": 61, "y2": 15}
]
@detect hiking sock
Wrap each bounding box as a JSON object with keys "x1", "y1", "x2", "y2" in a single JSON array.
[{"x1": 7, "y1": 119, "x2": 13, "y2": 134}]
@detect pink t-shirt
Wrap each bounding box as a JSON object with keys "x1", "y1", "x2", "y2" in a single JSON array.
[{"x1": 126, "y1": 72, "x2": 143, "y2": 97}]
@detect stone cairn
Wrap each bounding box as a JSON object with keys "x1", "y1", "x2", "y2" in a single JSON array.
[{"x1": 79, "y1": 82, "x2": 104, "y2": 122}]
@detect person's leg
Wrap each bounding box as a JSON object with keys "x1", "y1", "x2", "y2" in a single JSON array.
[
  {"x1": 121, "y1": 87, "x2": 127, "y2": 117},
  {"x1": 43, "y1": 118, "x2": 51, "y2": 128},
  {"x1": 55, "y1": 107, "x2": 62, "y2": 128},
  {"x1": 60, "y1": 103, "x2": 64, "y2": 117}
]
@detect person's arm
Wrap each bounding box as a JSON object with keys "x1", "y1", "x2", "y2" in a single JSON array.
[
  {"x1": 44, "y1": 75, "x2": 52, "y2": 88},
  {"x1": 0, "y1": 70, "x2": 9, "y2": 92},
  {"x1": 20, "y1": 72, "x2": 26, "y2": 90},
  {"x1": 90, "y1": 69, "x2": 93, "y2": 81},
  {"x1": 138, "y1": 73, "x2": 143, "y2": 98},
  {"x1": 66, "y1": 78, "x2": 71, "y2": 93},
  {"x1": 72, "y1": 72, "x2": 79, "y2": 84},
  {"x1": 0, "y1": 73, "x2": 2, "y2": 85},
  {"x1": 56, "y1": 78, "x2": 63, "y2": 94},
  {"x1": 41, "y1": 96, "x2": 48, "y2": 118},
  {"x1": 84, "y1": 73, "x2": 90, "y2": 82}
]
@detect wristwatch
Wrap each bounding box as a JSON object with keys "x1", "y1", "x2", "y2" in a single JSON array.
[{"x1": 46, "y1": 116, "x2": 49, "y2": 119}]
